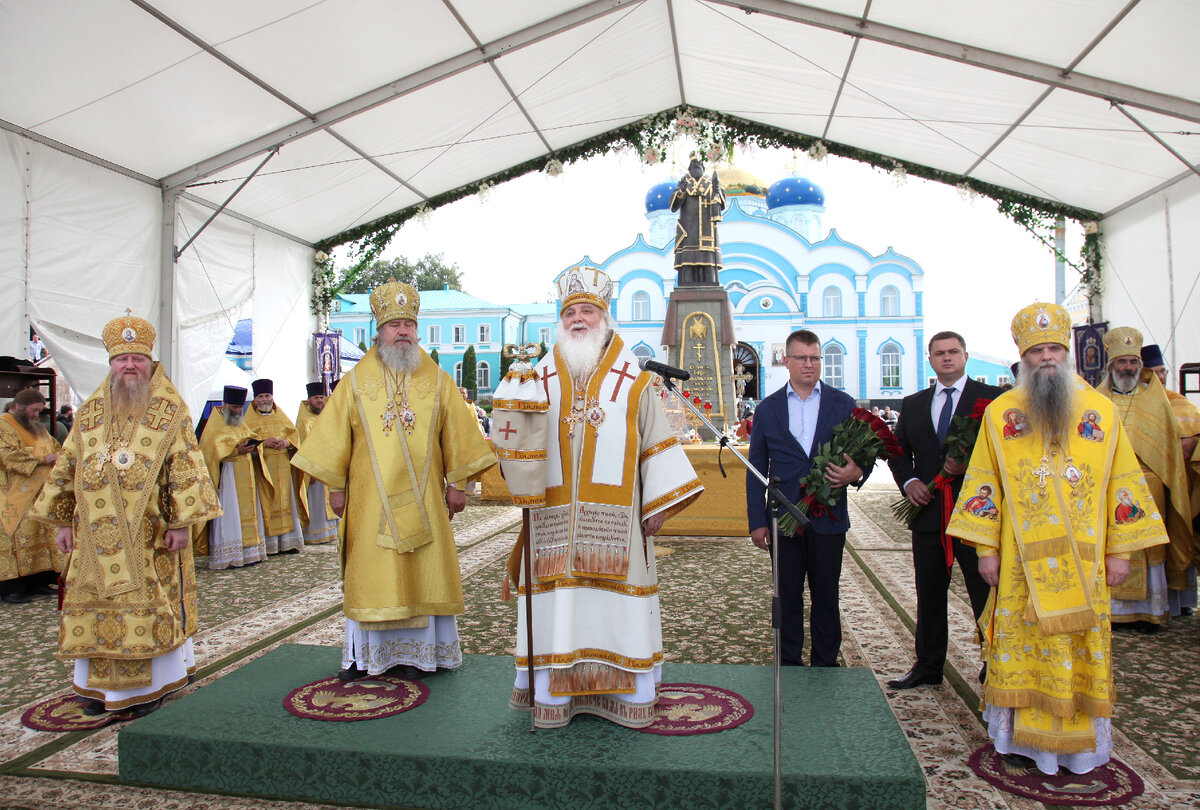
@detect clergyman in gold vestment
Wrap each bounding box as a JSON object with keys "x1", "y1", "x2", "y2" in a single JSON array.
[
  {"x1": 1096, "y1": 327, "x2": 1197, "y2": 628},
  {"x1": 245, "y1": 378, "x2": 304, "y2": 555},
  {"x1": 947, "y1": 303, "x2": 1167, "y2": 775},
  {"x1": 197, "y1": 385, "x2": 267, "y2": 569},
  {"x1": 31, "y1": 312, "x2": 221, "y2": 717},
  {"x1": 294, "y1": 381, "x2": 338, "y2": 545},
  {"x1": 0, "y1": 388, "x2": 62, "y2": 603},
  {"x1": 292, "y1": 281, "x2": 495, "y2": 680}
]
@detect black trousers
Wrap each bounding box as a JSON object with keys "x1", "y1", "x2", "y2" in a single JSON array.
[
  {"x1": 911, "y1": 530, "x2": 992, "y2": 673},
  {"x1": 776, "y1": 530, "x2": 845, "y2": 667}
]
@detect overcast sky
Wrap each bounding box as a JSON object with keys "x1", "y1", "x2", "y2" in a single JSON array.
[{"x1": 371, "y1": 145, "x2": 1084, "y2": 363}]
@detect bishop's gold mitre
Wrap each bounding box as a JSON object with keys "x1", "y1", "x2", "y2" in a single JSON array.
[{"x1": 101, "y1": 310, "x2": 156, "y2": 359}]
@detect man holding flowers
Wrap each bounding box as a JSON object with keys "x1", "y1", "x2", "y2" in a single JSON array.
[
  {"x1": 746, "y1": 329, "x2": 873, "y2": 667},
  {"x1": 886, "y1": 331, "x2": 1000, "y2": 690}
]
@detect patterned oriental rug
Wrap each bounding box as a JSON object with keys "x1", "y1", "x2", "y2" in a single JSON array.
[{"x1": 969, "y1": 745, "x2": 1145, "y2": 806}]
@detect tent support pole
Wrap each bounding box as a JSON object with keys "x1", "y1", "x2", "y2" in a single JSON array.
[{"x1": 160, "y1": 189, "x2": 178, "y2": 378}]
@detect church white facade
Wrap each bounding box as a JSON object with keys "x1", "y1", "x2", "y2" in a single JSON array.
[{"x1": 573, "y1": 169, "x2": 925, "y2": 406}]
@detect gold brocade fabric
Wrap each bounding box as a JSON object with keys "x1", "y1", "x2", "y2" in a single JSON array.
[
  {"x1": 29, "y1": 366, "x2": 221, "y2": 688},
  {"x1": 294, "y1": 402, "x2": 335, "y2": 524},
  {"x1": 0, "y1": 414, "x2": 62, "y2": 580},
  {"x1": 947, "y1": 380, "x2": 1167, "y2": 752},
  {"x1": 197, "y1": 409, "x2": 259, "y2": 551},
  {"x1": 1097, "y1": 370, "x2": 1194, "y2": 590},
  {"x1": 291, "y1": 348, "x2": 496, "y2": 624},
  {"x1": 243, "y1": 406, "x2": 300, "y2": 536},
  {"x1": 659, "y1": 445, "x2": 749, "y2": 537},
  {"x1": 1165, "y1": 390, "x2": 1200, "y2": 522}
]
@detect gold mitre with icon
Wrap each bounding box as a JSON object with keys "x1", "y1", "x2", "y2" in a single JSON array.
[
  {"x1": 370, "y1": 278, "x2": 420, "y2": 324},
  {"x1": 557, "y1": 263, "x2": 614, "y2": 314},
  {"x1": 491, "y1": 342, "x2": 548, "y2": 508},
  {"x1": 1102, "y1": 326, "x2": 1143, "y2": 360},
  {"x1": 1010, "y1": 301, "x2": 1071, "y2": 355},
  {"x1": 102, "y1": 309, "x2": 157, "y2": 358}
]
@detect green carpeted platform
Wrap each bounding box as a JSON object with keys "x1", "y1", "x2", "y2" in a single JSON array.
[{"x1": 118, "y1": 645, "x2": 924, "y2": 809}]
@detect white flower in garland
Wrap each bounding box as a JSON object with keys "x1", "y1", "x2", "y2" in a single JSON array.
[
  {"x1": 414, "y1": 203, "x2": 432, "y2": 225},
  {"x1": 477, "y1": 180, "x2": 494, "y2": 203},
  {"x1": 674, "y1": 113, "x2": 699, "y2": 136},
  {"x1": 641, "y1": 145, "x2": 663, "y2": 166},
  {"x1": 314, "y1": 250, "x2": 329, "y2": 264},
  {"x1": 704, "y1": 145, "x2": 724, "y2": 164},
  {"x1": 956, "y1": 181, "x2": 979, "y2": 202},
  {"x1": 890, "y1": 160, "x2": 907, "y2": 187},
  {"x1": 544, "y1": 158, "x2": 564, "y2": 177},
  {"x1": 807, "y1": 140, "x2": 828, "y2": 161}
]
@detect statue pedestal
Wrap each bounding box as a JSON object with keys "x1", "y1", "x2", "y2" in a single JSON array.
[{"x1": 661, "y1": 286, "x2": 737, "y2": 440}]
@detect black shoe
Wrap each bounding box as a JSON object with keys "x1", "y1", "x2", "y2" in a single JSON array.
[
  {"x1": 886, "y1": 666, "x2": 943, "y2": 690},
  {"x1": 337, "y1": 664, "x2": 367, "y2": 682},
  {"x1": 30, "y1": 583, "x2": 58, "y2": 596},
  {"x1": 120, "y1": 698, "x2": 162, "y2": 719},
  {"x1": 1, "y1": 592, "x2": 31, "y2": 604},
  {"x1": 283, "y1": 548, "x2": 301, "y2": 555},
  {"x1": 979, "y1": 664, "x2": 988, "y2": 684},
  {"x1": 385, "y1": 664, "x2": 428, "y2": 680},
  {"x1": 1001, "y1": 753, "x2": 1036, "y2": 769},
  {"x1": 79, "y1": 698, "x2": 107, "y2": 716},
  {"x1": 1181, "y1": 607, "x2": 1194, "y2": 617}
]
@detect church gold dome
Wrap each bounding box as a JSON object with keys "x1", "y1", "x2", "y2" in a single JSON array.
[{"x1": 716, "y1": 166, "x2": 767, "y2": 197}]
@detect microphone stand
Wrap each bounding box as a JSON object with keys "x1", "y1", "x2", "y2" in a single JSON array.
[{"x1": 658, "y1": 374, "x2": 806, "y2": 810}]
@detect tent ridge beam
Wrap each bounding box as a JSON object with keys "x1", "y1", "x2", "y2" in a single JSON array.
[
  {"x1": 159, "y1": 0, "x2": 636, "y2": 193},
  {"x1": 0, "y1": 117, "x2": 158, "y2": 187},
  {"x1": 710, "y1": 0, "x2": 1200, "y2": 125},
  {"x1": 127, "y1": 0, "x2": 316, "y2": 122},
  {"x1": 666, "y1": 0, "x2": 687, "y2": 107}
]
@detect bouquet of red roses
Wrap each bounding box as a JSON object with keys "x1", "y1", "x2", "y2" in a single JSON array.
[
  {"x1": 778, "y1": 407, "x2": 901, "y2": 535},
  {"x1": 889, "y1": 398, "x2": 992, "y2": 525}
]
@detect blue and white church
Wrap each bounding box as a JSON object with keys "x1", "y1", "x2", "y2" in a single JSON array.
[{"x1": 575, "y1": 168, "x2": 926, "y2": 406}]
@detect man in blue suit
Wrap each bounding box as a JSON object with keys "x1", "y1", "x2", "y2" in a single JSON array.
[{"x1": 747, "y1": 330, "x2": 866, "y2": 667}]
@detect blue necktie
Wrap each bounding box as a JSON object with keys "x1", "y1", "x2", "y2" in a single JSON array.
[{"x1": 936, "y1": 388, "x2": 954, "y2": 444}]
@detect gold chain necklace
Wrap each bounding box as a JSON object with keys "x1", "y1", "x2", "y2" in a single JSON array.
[{"x1": 102, "y1": 412, "x2": 138, "y2": 471}]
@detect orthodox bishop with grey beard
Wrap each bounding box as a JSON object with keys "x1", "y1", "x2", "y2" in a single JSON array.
[
  {"x1": 292, "y1": 281, "x2": 496, "y2": 680},
  {"x1": 947, "y1": 302, "x2": 1166, "y2": 775},
  {"x1": 502, "y1": 264, "x2": 703, "y2": 729},
  {"x1": 32, "y1": 311, "x2": 220, "y2": 717}
]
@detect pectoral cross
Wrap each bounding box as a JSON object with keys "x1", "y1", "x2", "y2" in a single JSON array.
[
  {"x1": 1032, "y1": 458, "x2": 1053, "y2": 488},
  {"x1": 499, "y1": 420, "x2": 518, "y2": 440},
  {"x1": 381, "y1": 406, "x2": 396, "y2": 436},
  {"x1": 562, "y1": 406, "x2": 584, "y2": 439}
]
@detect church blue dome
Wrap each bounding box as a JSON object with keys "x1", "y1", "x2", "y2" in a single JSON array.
[
  {"x1": 645, "y1": 179, "x2": 677, "y2": 213},
  {"x1": 767, "y1": 176, "x2": 825, "y2": 209}
]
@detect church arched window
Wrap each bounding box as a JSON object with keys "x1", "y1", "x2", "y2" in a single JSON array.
[
  {"x1": 880, "y1": 342, "x2": 901, "y2": 387},
  {"x1": 477, "y1": 361, "x2": 490, "y2": 391},
  {"x1": 880, "y1": 285, "x2": 899, "y2": 317},
  {"x1": 822, "y1": 344, "x2": 844, "y2": 389},
  {"x1": 632, "y1": 291, "x2": 650, "y2": 321},
  {"x1": 823, "y1": 287, "x2": 842, "y2": 317},
  {"x1": 454, "y1": 362, "x2": 463, "y2": 386}
]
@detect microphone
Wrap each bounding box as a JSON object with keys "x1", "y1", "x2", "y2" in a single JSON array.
[{"x1": 638, "y1": 357, "x2": 690, "y2": 381}]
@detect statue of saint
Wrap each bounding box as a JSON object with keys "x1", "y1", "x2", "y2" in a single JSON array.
[{"x1": 670, "y1": 156, "x2": 726, "y2": 286}]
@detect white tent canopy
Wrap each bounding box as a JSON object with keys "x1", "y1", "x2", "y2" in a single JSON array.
[{"x1": 4, "y1": 0, "x2": 1200, "y2": 414}]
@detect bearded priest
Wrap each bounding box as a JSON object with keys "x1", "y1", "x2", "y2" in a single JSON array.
[
  {"x1": 197, "y1": 385, "x2": 267, "y2": 569},
  {"x1": 31, "y1": 311, "x2": 221, "y2": 718},
  {"x1": 292, "y1": 280, "x2": 496, "y2": 681},
  {"x1": 947, "y1": 302, "x2": 1167, "y2": 774},
  {"x1": 244, "y1": 378, "x2": 304, "y2": 555},
  {"x1": 294, "y1": 382, "x2": 338, "y2": 545},
  {"x1": 503, "y1": 264, "x2": 703, "y2": 729}
]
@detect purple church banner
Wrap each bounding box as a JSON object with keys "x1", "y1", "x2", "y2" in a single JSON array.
[
  {"x1": 313, "y1": 332, "x2": 341, "y2": 394},
  {"x1": 1074, "y1": 322, "x2": 1107, "y2": 387}
]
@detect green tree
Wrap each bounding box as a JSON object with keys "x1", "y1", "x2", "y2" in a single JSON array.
[
  {"x1": 339, "y1": 254, "x2": 463, "y2": 294},
  {"x1": 461, "y1": 345, "x2": 477, "y2": 398},
  {"x1": 430, "y1": 348, "x2": 440, "y2": 368}
]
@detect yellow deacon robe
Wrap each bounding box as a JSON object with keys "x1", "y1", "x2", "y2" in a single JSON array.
[
  {"x1": 291, "y1": 348, "x2": 496, "y2": 625},
  {"x1": 243, "y1": 405, "x2": 303, "y2": 545},
  {"x1": 0, "y1": 413, "x2": 62, "y2": 582},
  {"x1": 294, "y1": 401, "x2": 337, "y2": 535},
  {"x1": 1096, "y1": 370, "x2": 1194, "y2": 601},
  {"x1": 30, "y1": 364, "x2": 221, "y2": 703},
  {"x1": 197, "y1": 408, "x2": 262, "y2": 565},
  {"x1": 948, "y1": 379, "x2": 1166, "y2": 755}
]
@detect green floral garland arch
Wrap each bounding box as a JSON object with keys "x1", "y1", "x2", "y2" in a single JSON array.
[{"x1": 313, "y1": 106, "x2": 1103, "y2": 314}]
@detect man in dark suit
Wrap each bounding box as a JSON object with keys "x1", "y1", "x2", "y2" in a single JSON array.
[
  {"x1": 747, "y1": 329, "x2": 867, "y2": 667},
  {"x1": 886, "y1": 331, "x2": 1000, "y2": 689}
]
